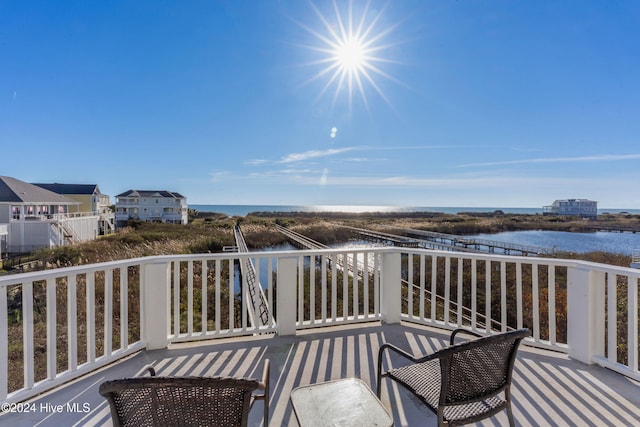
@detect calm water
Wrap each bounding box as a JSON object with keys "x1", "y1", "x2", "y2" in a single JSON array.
[
  {"x1": 466, "y1": 230, "x2": 640, "y2": 255},
  {"x1": 191, "y1": 204, "x2": 640, "y2": 217}
]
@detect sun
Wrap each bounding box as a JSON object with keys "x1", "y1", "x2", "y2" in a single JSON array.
[
  {"x1": 296, "y1": 0, "x2": 403, "y2": 113},
  {"x1": 334, "y1": 36, "x2": 367, "y2": 72}
]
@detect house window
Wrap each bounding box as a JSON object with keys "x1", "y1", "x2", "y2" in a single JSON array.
[{"x1": 12, "y1": 206, "x2": 20, "y2": 220}]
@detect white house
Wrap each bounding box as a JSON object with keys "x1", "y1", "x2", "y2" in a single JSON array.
[
  {"x1": 115, "y1": 190, "x2": 188, "y2": 227},
  {"x1": 0, "y1": 176, "x2": 100, "y2": 253},
  {"x1": 543, "y1": 198, "x2": 598, "y2": 218}
]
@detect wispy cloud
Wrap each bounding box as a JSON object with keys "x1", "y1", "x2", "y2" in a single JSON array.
[
  {"x1": 244, "y1": 159, "x2": 268, "y2": 166},
  {"x1": 279, "y1": 147, "x2": 356, "y2": 163},
  {"x1": 243, "y1": 145, "x2": 463, "y2": 167},
  {"x1": 458, "y1": 153, "x2": 640, "y2": 168}
]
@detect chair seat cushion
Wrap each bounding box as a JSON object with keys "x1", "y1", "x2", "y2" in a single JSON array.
[{"x1": 387, "y1": 359, "x2": 506, "y2": 423}]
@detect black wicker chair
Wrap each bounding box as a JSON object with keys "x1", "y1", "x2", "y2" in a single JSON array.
[
  {"x1": 99, "y1": 359, "x2": 269, "y2": 427},
  {"x1": 377, "y1": 329, "x2": 529, "y2": 427}
]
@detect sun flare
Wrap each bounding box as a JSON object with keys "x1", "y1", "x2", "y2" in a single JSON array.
[
  {"x1": 335, "y1": 36, "x2": 367, "y2": 72},
  {"x1": 298, "y1": 1, "x2": 402, "y2": 113}
]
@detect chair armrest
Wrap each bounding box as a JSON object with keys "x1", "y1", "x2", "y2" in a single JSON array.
[
  {"x1": 135, "y1": 364, "x2": 156, "y2": 377},
  {"x1": 379, "y1": 343, "x2": 440, "y2": 364},
  {"x1": 377, "y1": 343, "x2": 439, "y2": 397},
  {"x1": 450, "y1": 328, "x2": 483, "y2": 345}
]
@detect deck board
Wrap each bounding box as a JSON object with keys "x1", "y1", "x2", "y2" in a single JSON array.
[{"x1": 2, "y1": 322, "x2": 639, "y2": 426}]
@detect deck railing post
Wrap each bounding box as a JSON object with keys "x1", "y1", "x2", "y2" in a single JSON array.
[
  {"x1": 277, "y1": 257, "x2": 298, "y2": 336},
  {"x1": 567, "y1": 264, "x2": 605, "y2": 364},
  {"x1": 381, "y1": 252, "x2": 401, "y2": 324},
  {"x1": 142, "y1": 260, "x2": 171, "y2": 350}
]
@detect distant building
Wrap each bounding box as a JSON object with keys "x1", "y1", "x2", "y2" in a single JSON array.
[
  {"x1": 0, "y1": 176, "x2": 100, "y2": 253},
  {"x1": 115, "y1": 190, "x2": 188, "y2": 227},
  {"x1": 543, "y1": 199, "x2": 597, "y2": 218},
  {"x1": 32, "y1": 183, "x2": 115, "y2": 235}
]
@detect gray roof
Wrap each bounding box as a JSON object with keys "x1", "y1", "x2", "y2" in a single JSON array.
[
  {"x1": 0, "y1": 176, "x2": 79, "y2": 204},
  {"x1": 32, "y1": 183, "x2": 101, "y2": 196},
  {"x1": 116, "y1": 189, "x2": 186, "y2": 199}
]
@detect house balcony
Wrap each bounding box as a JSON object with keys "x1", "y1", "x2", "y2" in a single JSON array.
[{"x1": 1, "y1": 248, "x2": 639, "y2": 425}]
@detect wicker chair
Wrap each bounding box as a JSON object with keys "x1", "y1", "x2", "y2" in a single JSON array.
[
  {"x1": 99, "y1": 359, "x2": 269, "y2": 427},
  {"x1": 377, "y1": 329, "x2": 529, "y2": 427}
]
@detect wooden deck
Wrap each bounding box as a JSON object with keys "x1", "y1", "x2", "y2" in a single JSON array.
[{"x1": 2, "y1": 322, "x2": 639, "y2": 426}]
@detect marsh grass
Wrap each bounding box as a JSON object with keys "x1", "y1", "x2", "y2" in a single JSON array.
[{"x1": 4, "y1": 212, "x2": 638, "y2": 393}]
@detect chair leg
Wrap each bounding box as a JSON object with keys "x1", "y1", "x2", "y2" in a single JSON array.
[{"x1": 505, "y1": 388, "x2": 515, "y2": 427}]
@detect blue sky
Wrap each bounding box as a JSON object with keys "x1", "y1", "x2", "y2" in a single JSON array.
[{"x1": 2, "y1": 1, "x2": 640, "y2": 208}]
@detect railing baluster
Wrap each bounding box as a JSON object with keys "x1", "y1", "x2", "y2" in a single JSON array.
[
  {"x1": 46, "y1": 278, "x2": 56, "y2": 380},
  {"x1": 268, "y1": 257, "x2": 274, "y2": 325},
  {"x1": 408, "y1": 253, "x2": 413, "y2": 318},
  {"x1": 241, "y1": 256, "x2": 247, "y2": 331},
  {"x1": 419, "y1": 254, "x2": 425, "y2": 320},
  {"x1": 86, "y1": 273, "x2": 95, "y2": 364},
  {"x1": 68, "y1": 274, "x2": 77, "y2": 371},
  {"x1": 485, "y1": 260, "x2": 491, "y2": 334},
  {"x1": 548, "y1": 265, "x2": 556, "y2": 345},
  {"x1": 457, "y1": 257, "x2": 463, "y2": 327},
  {"x1": 120, "y1": 268, "x2": 128, "y2": 350},
  {"x1": 0, "y1": 285, "x2": 7, "y2": 400},
  {"x1": 628, "y1": 275, "x2": 638, "y2": 372},
  {"x1": 173, "y1": 261, "x2": 180, "y2": 337},
  {"x1": 374, "y1": 252, "x2": 380, "y2": 317},
  {"x1": 444, "y1": 256, "x2": 451, "y2": 325},
  {"x1": 353, "y1": 251, "x2": 359, "y2": 320},
  {"x1": 104, "y1": 269, "x2": 113, "y2": 357},
  {"x1": 342, "y1": 252, "x2": 348, "y2": 320},
  {"x1": 215, "y1": 259, "x2": 221, "y2": 332},
  {"x1": 228, "y1": 259, "x2": 234, "y2": 331},
  {"x1": 298, "y1": 255, "x2": 304, "y2": 325},
  {"x1": 202, "y1": 260, "x2": 208, "y2": 334},
  {"x1": 331, "y1": 254, "x2": 337, "y2": 322},
  {"x1": 188, "y1": 260, "x2": 194, "y2": 335},
  {"x1": 321, "y1": 254, "x2": 327, "y2": 321},
  {"x1": 430, "y1": 256, "x2": 437, "y2": 322},
  {"x1": 500, "y1": 261, "x2": 506, "y2": 332},
  {"x1": 516, "y1": 263, "x2": 523, "y2": 330},
  {"x1": 607, "y1": 272, "x2": 617, "y2": 364},
  {"x1": 532, "y1": 264, "x2": 540, "y2": 342},
  {"x1": 363, "y1": 251, "x2": 369, "y2": 317},
  {"x1": 471, "y1": 259, "x2": 477, "y2": 330}
]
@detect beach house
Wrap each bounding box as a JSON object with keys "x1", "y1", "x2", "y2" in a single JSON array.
[
  {"x1": 32, "y1": 183, "x2": 115, "y2": 235},
  {"x1": 115, "y1": 189, "x2": 188, "y2": 227},
  {"x1": 0, "y1": 176, "x2": 101, "y2": 253},
  {"x1": 542, "y1": 198, "x2": 598, "y2": 218}
]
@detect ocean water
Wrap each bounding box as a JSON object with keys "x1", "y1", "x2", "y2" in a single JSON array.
[{"x1": 190, "y1": 204, "x2": 640, "y2": 217}]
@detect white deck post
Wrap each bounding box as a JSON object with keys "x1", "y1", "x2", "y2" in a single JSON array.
[
  {"x1": 142, "y1": 260, "x2": 171, "y2": 350},
  {"x1": 277, "y1": 257, "x2": 298, "y2": 336},
  {"x1": 567, "y1": 265, "x2": 605, "y2": 364},
  {"x1": 381, "y1": 252, "x2": 401, "y2": 324}
]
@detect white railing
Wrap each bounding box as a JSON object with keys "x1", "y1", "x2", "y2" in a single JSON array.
[{"x1": 1, "y1": 248, "x2": 639, "y2": 405}]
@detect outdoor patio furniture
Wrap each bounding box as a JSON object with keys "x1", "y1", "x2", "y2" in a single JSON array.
[
  {"x1": 290, "y1": 378, "x2": 393, "y2": 427},
  {"x1": 377, "y1": 328, "x2": 530, "y2": 427},
  {"x1": 99, "y1": 359, "x2": 270, "y2": 427}
]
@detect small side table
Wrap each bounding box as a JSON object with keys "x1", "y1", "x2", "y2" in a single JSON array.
[{"x1": 290, "y1": 378, "x2": 393, "y2": 427}]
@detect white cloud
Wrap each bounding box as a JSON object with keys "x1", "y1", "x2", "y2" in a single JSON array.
[
  {"x1": 279, "y1": 147, "x2": 356, "y2": 163},
  {"x1": 245, "y1": 159, "x2": 268, "y2": 165},
  {"x1": 458, "y1": 153, "x2": 640, "y2": 168}
]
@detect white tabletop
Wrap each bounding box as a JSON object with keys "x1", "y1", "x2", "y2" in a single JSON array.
[{"x1": 290, "y1": 378, "x2": 393, "y2": 427}]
